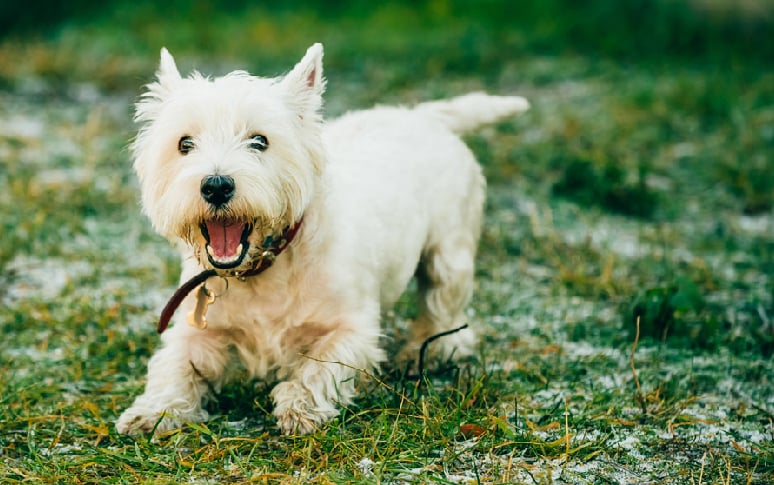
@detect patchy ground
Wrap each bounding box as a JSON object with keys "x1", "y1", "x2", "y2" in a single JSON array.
[{"x1": 1, "y1": 4, "x2": 772, "y2": 482}]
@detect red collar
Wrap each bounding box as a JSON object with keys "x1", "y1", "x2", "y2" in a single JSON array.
[{"x1": 157, "y1": 218, "x2": 304, "y2": 333}]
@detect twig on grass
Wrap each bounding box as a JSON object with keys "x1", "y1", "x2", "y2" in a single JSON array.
[{"x1": 413, "y1": 323, "x2": 470, "y2": 380}]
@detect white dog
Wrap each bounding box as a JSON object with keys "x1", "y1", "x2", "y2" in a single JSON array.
[{"x1": 116, "y1": 43, "x2": 528, "y2": 436}]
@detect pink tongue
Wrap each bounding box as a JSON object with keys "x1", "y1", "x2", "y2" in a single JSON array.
[{"x1": 206, "y1": 221, "x2": 244, "y2": 258}]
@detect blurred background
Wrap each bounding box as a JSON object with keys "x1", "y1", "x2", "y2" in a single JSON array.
[
  {"x1": 1, "y1": 0, "x2": 772, "y2": 347},
  {"x1": 0, "y1": 0, "x2": 772, "y2": 91},
  {"x1": 1, "y1": 0, "x2": 772, "y2": 343}
]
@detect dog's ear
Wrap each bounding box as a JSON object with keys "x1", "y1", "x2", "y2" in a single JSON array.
[
  {"x1": 135, "y1": 48, "x2": 182, "y2": 123},
  {"x1": 281, "y1": 43, "x2": 326, "y2": 112},
  {"x1": 157, "y1": 47, "x2": 182, "y2": 87}
]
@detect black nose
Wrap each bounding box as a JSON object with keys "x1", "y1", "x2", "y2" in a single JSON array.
[{"x1": 200, "y1": 175, "x2": 235, "y2": 207}]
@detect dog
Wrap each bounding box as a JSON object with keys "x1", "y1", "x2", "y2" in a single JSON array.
[{"x1": 115, "y1": 43, "x2": 529, "y2": 436}]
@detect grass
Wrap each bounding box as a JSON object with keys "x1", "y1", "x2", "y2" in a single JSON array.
[{"x1": 1, "y1": 1, "x2": 773, "y2": 483}]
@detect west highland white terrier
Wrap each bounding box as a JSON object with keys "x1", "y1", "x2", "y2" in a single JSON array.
[{"x1": 116, "y1": 43, "x2": 529, "y2": 436}]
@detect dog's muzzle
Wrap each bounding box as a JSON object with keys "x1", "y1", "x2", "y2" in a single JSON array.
[{"x1": 198, "y1": 174, "x2": 251, "y2": 269}]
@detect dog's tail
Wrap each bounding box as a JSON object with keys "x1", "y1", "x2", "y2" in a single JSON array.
[{"x1": 414, "y1": 92, "x2": 529, "y2": 134}]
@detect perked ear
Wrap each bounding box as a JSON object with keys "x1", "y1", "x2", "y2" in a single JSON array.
[
  {"x1": 158, "y1": 47, "x2": 182, "y2": 86},
  {"x1": 281, "y1": 43, "x2": 326, "y2": 110},
  {"x1": 134, "y1": 48, "x2": 182, "y2": 123}
]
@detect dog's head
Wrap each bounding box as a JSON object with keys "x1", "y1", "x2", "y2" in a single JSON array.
[{"x1": 132, "y1": 44, "x2": 326, "y2": 273}]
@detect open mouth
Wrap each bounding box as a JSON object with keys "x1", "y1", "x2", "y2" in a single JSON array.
[{"x1": 200, "y1": 219, "x2": 252, "y2": 269}]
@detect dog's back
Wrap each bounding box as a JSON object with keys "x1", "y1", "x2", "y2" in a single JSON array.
[{"x1": 321, "y1": 93, "x2": 528, "y2": 362}]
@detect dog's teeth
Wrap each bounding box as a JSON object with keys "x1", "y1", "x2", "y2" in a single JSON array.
[{"x1": 205, "y1": 243, "x2": 242, "y2": 264}]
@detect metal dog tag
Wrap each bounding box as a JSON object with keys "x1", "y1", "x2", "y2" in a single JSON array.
[{"x1": 187, "y1": 285, "x2": 215, "y2": 330}]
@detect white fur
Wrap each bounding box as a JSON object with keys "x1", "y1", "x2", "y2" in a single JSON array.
[{"x1": 116, "y1": 43, "x2": 529, "y2": 436}]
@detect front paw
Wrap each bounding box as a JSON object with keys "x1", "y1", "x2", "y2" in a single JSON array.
[
  {"x1": 271, "y1": 381, "x2": 337, "y2": 435},
  {"x1": 274, "y1": 407, "x2": 320, "y2": 436},
  {"x1": 116, "y1": 401, "x2": 208, "y2": 436}
]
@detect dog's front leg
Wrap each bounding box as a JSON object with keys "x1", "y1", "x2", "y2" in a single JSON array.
[
  {"x1": 116, "y1": 326, "x2": 231, "y2": 436},
  {"x1": 271, "y1": 322, "x2": 384, "y2": 435}
]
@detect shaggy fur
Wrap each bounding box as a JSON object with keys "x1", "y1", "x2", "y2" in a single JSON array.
[{"x1": 116, "y1": 43, "x2": 528, "y2": 436}]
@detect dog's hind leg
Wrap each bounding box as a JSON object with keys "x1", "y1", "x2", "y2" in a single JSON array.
[
  {"x1": 399, "y1": 234, "x2": 479, "y2": 372},
  {"x1": 394, "y1": 149, "x2": 485, "y2": 372}
]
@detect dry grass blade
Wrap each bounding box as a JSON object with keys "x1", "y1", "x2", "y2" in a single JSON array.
[{"x1": 630, "y1": 315, "x2": 648, "y2": 417}]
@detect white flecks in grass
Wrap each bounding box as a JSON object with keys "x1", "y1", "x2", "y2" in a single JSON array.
[
  {"x1": 70, "y1": 82, "x2": 102, "y2": 104},
  {"x1": 532, "y1": 388, "x2": 564, "y2": 403},
  {"x1": 477, "y1": 182, "x2": 771, "y2": 478},
  {"x1": 37, "y1": 443, "x2": 83, "y2": 457},
  {"x1": 0, "y1": 114, "x2": 45, "y2": 139},
  {"x1": 4, "y1": 345, "x2": 65, "y2": 364},
  {"x1": 737, "y1": 213, "x2": 772, "y2": 234},
  {"x1": 671, "y1": 141, "x2": 697, "y2": 159},
  {"x1": 644, "y1": 172, "x2": 674, "y2": 191},
  {"x1": 5, "y1": 255, "x2": 93, "y2": 302},
  {"x1": 562, "y1": 221, "x2": 645, "y2": 259},
  {"x1": 225, "y1": 418, "x2": 248, "y2": 431},
  {"x1": 561, "y1": 341, "x2": 620, "y2": 359},
  {"x1": 443, "y1": 471, "x2": 479, "y2": 484},
  {"x1": 356, "y1": 457, "x2": 375, "y2": 476},
  {"x1": 34, "y1": 167, "x2": 94, "y2": 187},
  {"x1": 594, "y1": 373, "x2": 625, "y2": 390},
  {"x1": 185, "y1": 476, "x2": 222, "y2": 485},
  {"x1": 520, "y1": 126, "x2": 548, "y2": 145},
  {"x1": 610, "y1": 432, "x2": 646, "y2": 460}
]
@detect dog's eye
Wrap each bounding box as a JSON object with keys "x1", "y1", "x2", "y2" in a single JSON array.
[
  {"x1": 178, "y1": 136, "x2": 195, "y2": 155},
  {"x1": 249, "y1": 134, "x2": 269, "y2": 151}
]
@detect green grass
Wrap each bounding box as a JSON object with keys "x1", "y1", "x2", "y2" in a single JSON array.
[{"x1": 1, "y1": 1, "x2": 773, "y2": 483}]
